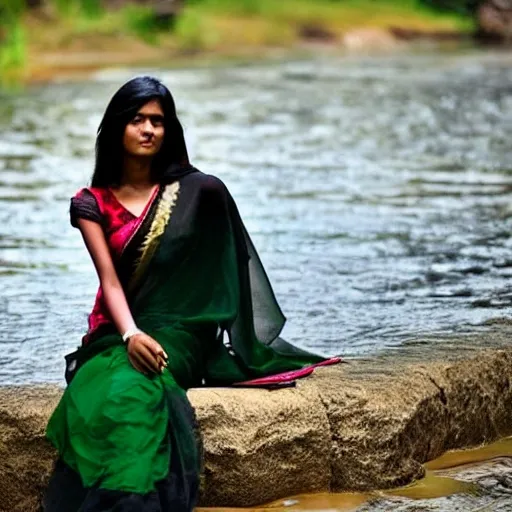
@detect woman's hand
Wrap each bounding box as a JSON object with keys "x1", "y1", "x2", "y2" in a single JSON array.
[{"x1": 127, "y1": 333, "x2": 168, "y2": 375}]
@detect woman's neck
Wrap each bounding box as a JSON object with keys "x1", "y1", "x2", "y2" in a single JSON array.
[{"x1": 121, "y1": 157, "x2": 154, "y2": 188}]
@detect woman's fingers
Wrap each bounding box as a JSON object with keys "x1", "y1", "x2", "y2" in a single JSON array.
[
  {"x1": 146, "y1": 339, "x2": 168, "y2": 361},
  {"x1": 126, "y1": 334, "x2": 167, "y2": 374},
  {"x1": 137, "y1": 343, "x2": 162, "y2": 374},
  {"x1": 128, "y1": 352, "x2": 148, "y2": 374},
  {"x1": 131, "y1": 350, "x2": 154, "y2": 374},
  {"x1": 156, "y1": 354, "x2": 168, "y2": 371},
  {"x1": 129, "y1": 343, "x2": 158, "y2": 374}
]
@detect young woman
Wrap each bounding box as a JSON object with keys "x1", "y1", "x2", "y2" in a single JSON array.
[{"x1": 44, "y1": 76, "x2": 337, "y2": 512}]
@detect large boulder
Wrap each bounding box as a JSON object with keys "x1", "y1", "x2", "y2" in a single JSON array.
[{"x1": 2, "y1": 349, "x2": 512, "y2": 510}]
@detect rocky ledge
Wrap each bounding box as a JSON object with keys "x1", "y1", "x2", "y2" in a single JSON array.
[{"x1": 1, "y1": 348, "x2": 512, "y2": 511}]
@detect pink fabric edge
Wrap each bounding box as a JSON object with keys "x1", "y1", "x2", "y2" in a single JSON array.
[{"x1": 232, "y1": 356, "x2": 343, "y2": 386}]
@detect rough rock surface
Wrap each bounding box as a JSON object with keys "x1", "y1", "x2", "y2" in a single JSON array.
[
  {"x1": 305, "y1": 349, "x2": 512, "y2": 495},
  {"x1": 478, "y1": 0, "x2": 512, "y2": 41},
  {"x1": 190, "y1": 384, "x2": 331, "y2": 507},
  {"x1": 1, "y1": 349, "x2": 512, "y2": 510},
  {"x1": 0, "y1": 386, "x2": 61, "y2": 512}
]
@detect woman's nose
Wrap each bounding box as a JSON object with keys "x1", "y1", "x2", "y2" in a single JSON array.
[{"x1": 141, "y1": 119, "x2": 154, "y2": 134}]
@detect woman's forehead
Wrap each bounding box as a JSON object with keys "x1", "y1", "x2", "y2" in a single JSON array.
[{"x1": 137, "y1": 99, "x2": 163, "y2": 115}]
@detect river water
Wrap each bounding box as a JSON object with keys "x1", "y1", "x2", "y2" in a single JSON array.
[{"x1": 0, "y1": 50, "x2": 511, "y2": 384}]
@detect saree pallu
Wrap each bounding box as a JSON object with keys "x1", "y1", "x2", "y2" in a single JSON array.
[{"x1": 45, "y1": 169, "x2": 326, "y2": 512}]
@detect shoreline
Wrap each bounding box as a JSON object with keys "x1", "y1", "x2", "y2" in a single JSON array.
[
  {"x1": 27, "y1": 32, "x2": 477, "y2": 84},
  {"x1": 16, "y1": 32, "x2": 483, "y2": 87},
  {"x1": 2, "y1": 1, "x2": 478, "y2": 86},
  {"x1": 2, "y1": 343, "x2": 512, "y2": 510}
]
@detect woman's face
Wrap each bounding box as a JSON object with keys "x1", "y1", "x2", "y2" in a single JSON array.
[{"x1": 123, "y1": 99, "x2": 165, "y2": 158}]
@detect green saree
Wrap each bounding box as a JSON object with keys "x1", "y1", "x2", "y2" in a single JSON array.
[{"x1": 45, "y1": 168, "x2": 327, "y2": 512}]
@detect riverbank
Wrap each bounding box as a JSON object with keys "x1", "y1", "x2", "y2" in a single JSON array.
[
  {"x1": 2, "y1": 344, "x2": 512, "y2": 510},
  {"x1": 1, "y1": 0, "x2": 475, "y2": 85}
]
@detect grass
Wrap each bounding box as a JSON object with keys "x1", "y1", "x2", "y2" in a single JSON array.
[
  {"x1": 173, "y1": 0, "x2": 475, "y2": 52},
  {"x1": 0, "y1": 0, "x2": 27, "y2": 85},
  {"x1": 186, "y1": 0, "x2": 474, "y2": 31},
  {"x1": 0, "y1": 0, "x2": 475, "y2": 85},
  {"x1": 0, "y1": 20, "x2": 27, "y2": 86}
]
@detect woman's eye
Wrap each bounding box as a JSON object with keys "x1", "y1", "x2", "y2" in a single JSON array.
[{"x1": 131, "y1": 116, "x2": 142, "y2": 124}]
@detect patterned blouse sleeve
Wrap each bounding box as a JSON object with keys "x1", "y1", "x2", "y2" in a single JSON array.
[{"x1": 70, "y1": 189, "x2": 102, "y2": 228}]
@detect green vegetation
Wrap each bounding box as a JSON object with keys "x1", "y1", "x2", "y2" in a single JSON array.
[
  {"x1": 174, "y1": 9, "x2": 215, "y2": 52},
  {"x1": 185, "y1": 0, "x2": 476, "y2": 24},
  {"x1": 421, "y1": 0, "x2": 480, "y2": 15},
  {"x1": 0, "y1": 0, "x2": 27, "y2": 84},
  {"x1": 119, "y1": 4, "x2": 163, "y2": 44},
  {"x1": 172, "y1": 0, "x2": 474, "y2": 52},
  {"x1": 0, "y1": 0, "x2": 476, "y2": 85},
  {"x1": 52, "y1": 0, "x2": 102, "y2": 18}
]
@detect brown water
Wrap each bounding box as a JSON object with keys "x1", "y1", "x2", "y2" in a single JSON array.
[{"x1": 198, "y1": 438, "x2": 512, "y2": 511}]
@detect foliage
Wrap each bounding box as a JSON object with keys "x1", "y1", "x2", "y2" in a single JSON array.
[
  {"x1": 0, "y1": 0, "x2": 27, "y2": 84},
  {"x1": 174, "y1": 8, "x2": 218, "y2": 52},
  {"x1": 187, "y1": 0, "x2": 266, "y2": 16},
  {"x1": 185, "y1": 0, "x2": 474, "y2": 27},
  {"x1": 52, "y1": 0, "x2": 102, "y2": 18},
  {"x1": 0, "y1": 20, "x2": 26, "y2": 69},
  {"x1": 420, "y1": 0, "x2": 481, "y2": 15},
  {"x1": 0, "y1": 0, "x2": 476, "y2": 87},
  {"x1": 121, "y1": 4, "x2": 162, "y2": 44}
]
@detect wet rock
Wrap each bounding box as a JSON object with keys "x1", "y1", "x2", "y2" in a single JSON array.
[
  {"x1": 2, "y1": 349, "x2": 512, "y2": 509},
  {"x1": 477, "y1": 0, "x2": 512, "y2": 42},
  {"x1": 358, "y1": 458, "x2": 512, "y2": 511}
]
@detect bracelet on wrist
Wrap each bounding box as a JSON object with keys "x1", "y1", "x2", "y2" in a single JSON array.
[{"x1": 122, "y1": 327, "x2": 143, "y2": 343}]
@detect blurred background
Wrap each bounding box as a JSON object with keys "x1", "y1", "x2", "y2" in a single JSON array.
[
  {"x1": 0, "y1": 1, "x2": 511, "y2": 384},
  {"x1": 0, "y1": 0, "x2": 510, "y2": 83}
]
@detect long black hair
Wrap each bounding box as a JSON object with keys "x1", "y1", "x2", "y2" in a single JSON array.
[{"x1": 91, "y1": 76, "x2": 190, "y2": 188}]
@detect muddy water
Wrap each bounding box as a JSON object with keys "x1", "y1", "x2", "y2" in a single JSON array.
[
  {"x1": 197, "y1": 438, "x2": 512, "y2": 511},
  {"x1": 1, "y1": 50, "x2": 511, "y2": 383}
]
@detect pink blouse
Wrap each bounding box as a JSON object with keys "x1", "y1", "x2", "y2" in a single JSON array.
[{"x1": 70, "y1": 186, "x2": 159, "y2": 341}]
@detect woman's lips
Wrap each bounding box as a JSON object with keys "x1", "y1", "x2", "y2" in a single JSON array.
[{"x1": 139, "y1": 140, "x2": 154, "y2": 147}]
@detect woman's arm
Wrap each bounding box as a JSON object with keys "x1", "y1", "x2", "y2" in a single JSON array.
[{"x1": 77, "y1": 218, "x2": 167, "y2": 374}]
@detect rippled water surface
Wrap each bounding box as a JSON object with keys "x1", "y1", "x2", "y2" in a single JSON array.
[{"x1": 0, "y1": 51, "x2": 511, "y2": 383}]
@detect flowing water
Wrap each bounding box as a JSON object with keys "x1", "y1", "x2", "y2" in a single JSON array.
[{"x1": 0, "y1": 50, "x2": 511, "y2": 384}]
